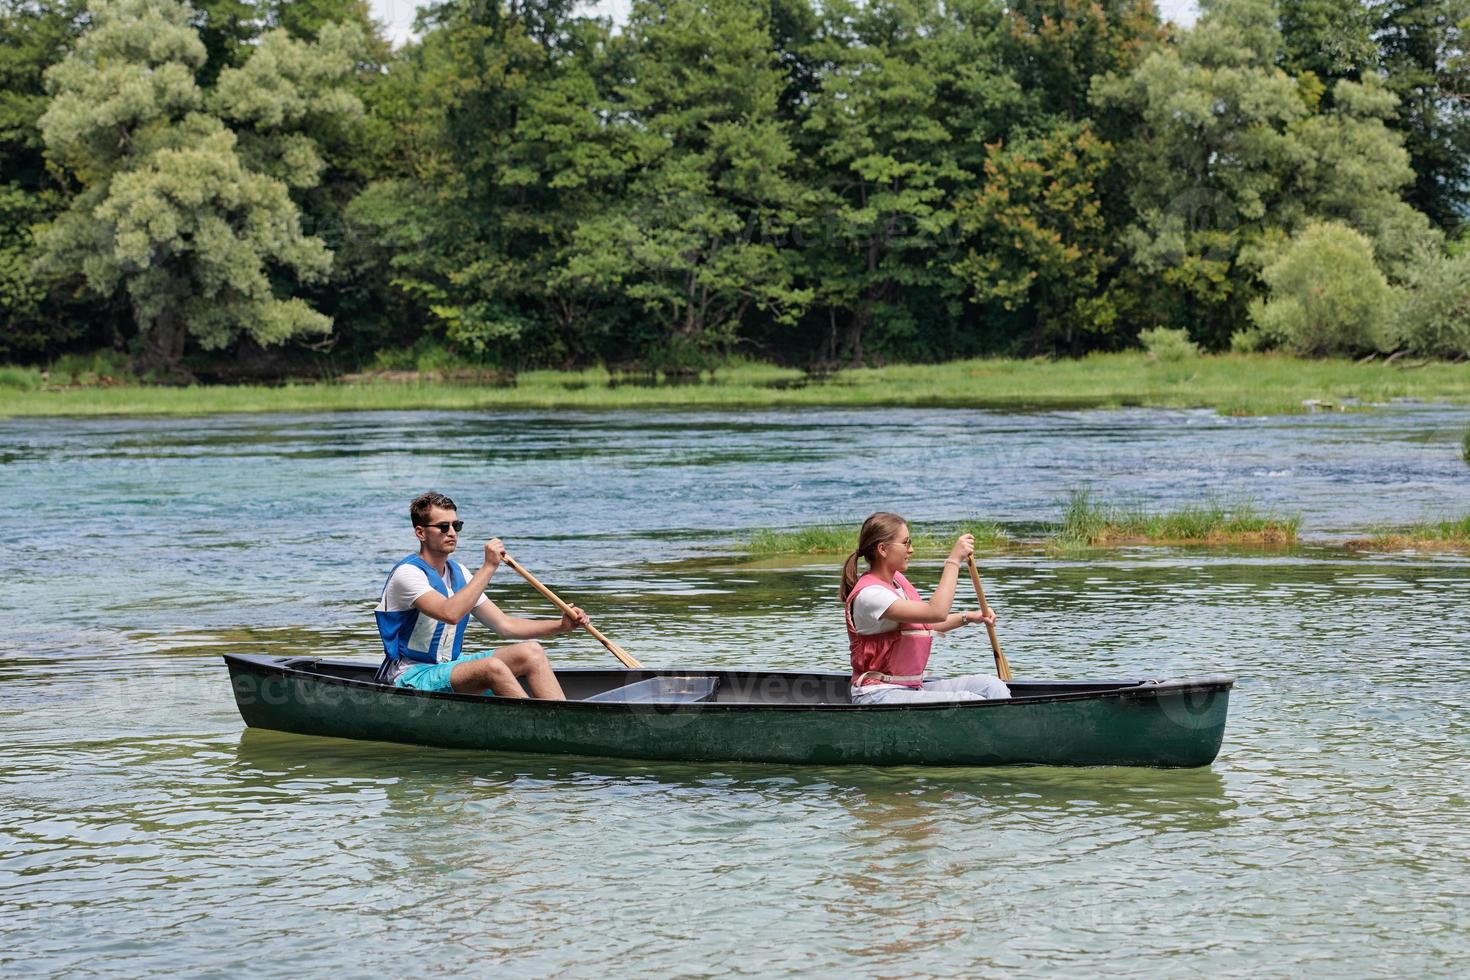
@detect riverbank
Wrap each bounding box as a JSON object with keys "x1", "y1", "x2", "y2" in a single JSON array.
[{"x1": 3, "y1": 352, "x2": 1468, "y2": 417}]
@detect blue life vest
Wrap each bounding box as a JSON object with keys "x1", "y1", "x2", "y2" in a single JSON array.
[{"x1": 375, "y1": 555, "x2": 471, "y2": 667}]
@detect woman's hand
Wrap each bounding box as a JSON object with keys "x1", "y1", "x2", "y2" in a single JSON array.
[
  {"x1": 948, "y1": 533, "x2": 975, "y2": 564},
  {"x1": 560, "y1": 604, "x2": 590, "y2": 634},
  {"x1": 962, "y1": 608, "x2": 997, "y2": 628}
]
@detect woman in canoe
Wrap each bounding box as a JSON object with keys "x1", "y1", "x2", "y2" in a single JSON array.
[{"x1": 842, "y1": 512, "x2": 1011, "y2": 704}]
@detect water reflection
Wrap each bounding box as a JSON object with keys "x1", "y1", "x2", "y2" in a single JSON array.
[{"x1": 231, "y1": 729, "x2": 1234, "y2": 832}]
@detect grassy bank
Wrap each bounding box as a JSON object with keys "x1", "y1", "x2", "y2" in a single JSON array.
[
  {"x1": 744, "y1": 495, "x2": 1300, "y2": 554},
  {"x1": 1349, "y1": 515, "x2": 1470, "y2": 551},
  {"x1": 1055, "y1": 491, "x2": 1300, "y2": 546},
  {"x1": 747, "y1": 523, "x2": 1009, "y2": 555},
  {"x1": 3, "y1": 352, "x2": 1469, "y2": 417}
]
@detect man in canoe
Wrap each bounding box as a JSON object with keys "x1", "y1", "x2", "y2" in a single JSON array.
[
  {"x1": 374, "y1": 491, "x2": 586, "y2": 699},
  {"x1": 841, "y1": 511, "x2": 1010, "y2": 704}
]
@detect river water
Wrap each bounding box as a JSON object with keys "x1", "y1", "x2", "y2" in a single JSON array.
[{"x1": 2, "y1": 405, "x2": 1468, "y2": 975}]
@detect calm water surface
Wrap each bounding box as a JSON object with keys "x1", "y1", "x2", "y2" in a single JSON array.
[{"x1": 2, "y1": 405, "x2": 1469, "y2": 975}]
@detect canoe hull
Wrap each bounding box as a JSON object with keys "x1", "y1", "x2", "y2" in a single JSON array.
[{"x1": 225, "y1": 655, "x2": 1231, "y2": 768}]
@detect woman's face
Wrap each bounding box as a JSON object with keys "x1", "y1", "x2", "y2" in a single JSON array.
[{"x1": 880, "y1": 524, "x2": 913, "y2": 572}]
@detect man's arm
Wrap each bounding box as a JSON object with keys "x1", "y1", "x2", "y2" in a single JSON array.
[
  {"x1": 472, "y1": 599, "x2": 589, "y2": 639},
  {"x1": 412, "y1": 539, "x2": 504, "y2": 624}
]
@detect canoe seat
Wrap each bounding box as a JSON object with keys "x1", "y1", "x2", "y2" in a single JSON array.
[{"x1": 584, "y1": 675, "x2": 720, "y2": 704}]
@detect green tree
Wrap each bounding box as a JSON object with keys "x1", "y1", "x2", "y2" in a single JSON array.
[
  {"x1": 0, "y1": 0, "x2": 112, "y2": 358},
  {"x1": 1393, "y1": 245, "x2": 1470, "y2": 356},
  {"x1": 348, "y1": 1, "x2": 620, "y2": 366},
  {"x1": 564, "y1": 0, "x2": 810, "y2": 361},
  {"x1": 1277, "y1": 0, "x2": 1376, "y2": 86},
  {"x1": 1248, "y1": 220, "x2": 1396, "y2": 355},
  {"x1": 36, "y1": 0, "x2": 361, "y2": 377},
  {"x1": 191, "y1": 0, "x2": 257, "y2": 87},
  {"x1": 1375, "y1": 0, "x2": 1470, "y2": 230},
  {"x1": 1004, "y1": 0, "x2": 1165, "y2": 123},
  {"x1": 1092, "y1": 0, "x2": 1434, "y2": 346},
  {"x1": 952, "y1": 124, "x2": 1115, "y2": 351},
  {"x1": 1286, "y1": 76, "x2": 1437, "y2": 277},
  {"x1": 794, "y1": 0, "x2": 1016, "y2": 364}
]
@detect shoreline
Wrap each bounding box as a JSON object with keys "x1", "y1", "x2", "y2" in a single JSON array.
[{"x1": 3, "y1": 353, "x2": 1469, "y2": 418}]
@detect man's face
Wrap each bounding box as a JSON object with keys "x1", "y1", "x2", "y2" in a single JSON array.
[{"x1": 416, "y1": 505, "x2": 460, "y2": 553}]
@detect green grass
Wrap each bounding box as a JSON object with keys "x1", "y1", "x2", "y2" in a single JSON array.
[
  {"x1": 1463, "y1": 429, "x2": 1469, "y2": 464},
  {"x1": 746, "y1": 522, "x2": 1009, "y2": 555},
  {"x1": 1353, "y1": 514, "x2": 1470, "y2": 550},
  {"x1": 2, "y1": 351, "x2": 1468, "y2": 417},
  {"x1": 1055, "y1": 490, "x2": 1301, "y2": 546},
  {"x1": 742, "y1": 494, "x2": 1303, "y2": 555}
]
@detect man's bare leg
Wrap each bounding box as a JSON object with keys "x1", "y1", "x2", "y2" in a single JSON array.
[
  {"x1": 448, "y1": 642, "x2": 566, "y2": 699},
  {"x1": 493, "y1": 641, "x2": 567, "y2": 700},
  {"x1": 450, "y1": 652, "x2": 525, "y2": 697}
]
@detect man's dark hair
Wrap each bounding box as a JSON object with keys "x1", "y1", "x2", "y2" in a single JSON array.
[{"x1": 410, "y1": 491, "x2": 457, "y2": 527}]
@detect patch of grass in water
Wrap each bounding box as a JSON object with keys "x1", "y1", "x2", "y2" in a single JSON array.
[
  {"x1": 746, "y1": 522, "x2": 1009, "y2": 555},
  {"x1": 1463, "y1": 429, "x2": 1469, "y2": 464},
  {"x1": 1056, "y1": 489, "x2": 1300, "y2": 546},
  {"x1": 1349, "y1": 514, "x2": 1470, "y2": 551}
]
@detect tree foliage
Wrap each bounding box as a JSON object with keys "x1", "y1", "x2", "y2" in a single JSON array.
[
  {"x1": 1393, "y1": 246, "x2": 1470, "y2": 357},
  {"x1": 1249, "y1": 221, "x2": 1396, "y2": 355},
  {"x1": 952, "y1": 123, "x2": 1114, "y2": 351},
  {"x1": 7, "y1": 0, "x2": 1470, "y2": 373},
  {"x1": 35, "y1": 0, "x2": 363, "y2": 376}
]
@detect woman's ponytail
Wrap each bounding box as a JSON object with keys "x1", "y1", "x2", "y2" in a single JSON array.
[{"x1": 840, "y1": 550, "x2": 861, "y2": 603}]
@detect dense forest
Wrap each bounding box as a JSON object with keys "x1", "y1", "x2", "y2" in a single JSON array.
[{"x1": 3, "y1": 0, "x2": 1469, "y2": 379}]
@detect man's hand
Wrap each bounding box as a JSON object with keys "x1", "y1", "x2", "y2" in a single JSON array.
[
  {"x1": 484, "y1": 538, "x2": 506, "y2": 571},
  {"x1": 560, "y1": 604, "x2": 590, "y2": 634}
]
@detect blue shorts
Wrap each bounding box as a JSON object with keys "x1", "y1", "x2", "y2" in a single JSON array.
[{"x1": 395, "y1": 650, "x2": 499, "y2": 693}]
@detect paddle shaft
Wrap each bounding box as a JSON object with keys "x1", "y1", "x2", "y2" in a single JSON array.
[
  {"x1": 501, "y1": 555, "x2": 643, "y2": 670},
  {"x1": 966, "y1": 556, "x2": 1013, "y2": 682}
]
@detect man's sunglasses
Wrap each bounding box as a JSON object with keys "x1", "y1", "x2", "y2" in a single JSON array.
[{"x1": 417, "y1": 520, "x2": 464, "y2": 533}]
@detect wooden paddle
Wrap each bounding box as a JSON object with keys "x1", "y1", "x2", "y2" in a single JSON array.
[
  {"x1": 501, "y1": 554, "x2": 643, "y2": 669},
  {"x1": 966, "y1": 556, "x2": 1012, "y2": 681}
]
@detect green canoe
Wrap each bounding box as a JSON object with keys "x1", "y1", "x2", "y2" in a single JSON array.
[{"x1": 223, "y1": 654, "x2": 1232, "y2": 768}]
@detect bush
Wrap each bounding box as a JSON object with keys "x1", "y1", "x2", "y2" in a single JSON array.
[
  {"x1": 370, "y1": 339, "x2": 478, "y2": 374},
  {"x1": 1138, "y1": 327, "x2": 1198, "y2": 360},
  {"x1": 1393, "y1": 249, "x2": 1470, "y2": 358},
  {"x1": 50, "y1": 349, "x2": 132, "y2": 385},
  {"x1": 0, "y1": 365, "x2": 43, "y2": 390},
  {"x1": 1228, "y1": 325, "x2": 1269, "y2": 352},
  {"x1": 1249, "y1": 222, "x2": 1396, "y2": 356}
]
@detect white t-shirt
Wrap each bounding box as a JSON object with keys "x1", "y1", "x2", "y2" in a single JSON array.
[
  {"x1": 376, "y1": 561, "x2": 488, "y2": 665},
  {"x1": 377, "y1": 560, "x2": 489, "y2": 613},
  {"x1": 850, "y1": 582, "x2": 904, "y2": 635}
]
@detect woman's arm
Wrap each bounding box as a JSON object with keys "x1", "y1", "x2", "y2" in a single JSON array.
[
  {"x1": 930, "y1": 609, "x2": 998, "y2": 634},
  {"x1": 879, "y1": 534, "x2": 975, "y2": 624}
]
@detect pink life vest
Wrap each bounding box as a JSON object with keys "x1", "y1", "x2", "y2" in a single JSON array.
[{"x1": 845, "y1": 571, "x2": 934, "y2": 689}]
